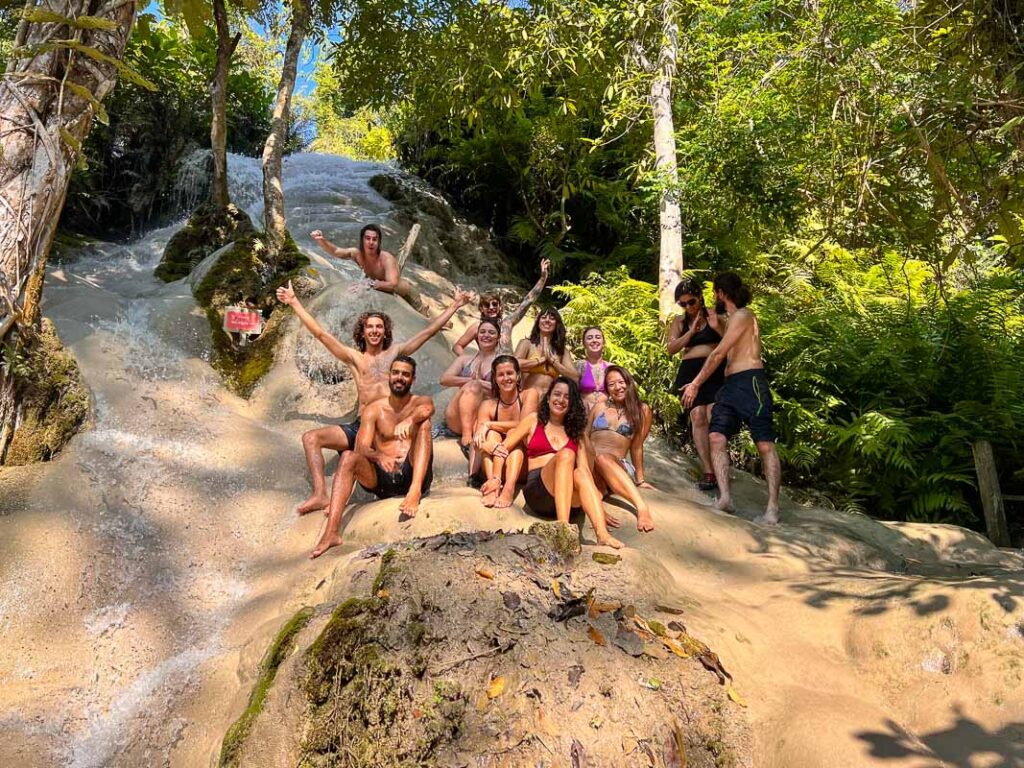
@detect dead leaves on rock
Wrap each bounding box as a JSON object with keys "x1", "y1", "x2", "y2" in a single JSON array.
[
  {"x1": 487, "y1": 675, "x2": 506, "y2": 699},
  {"x1": 592, "y1": 552, "x2": 622, "y2": 566}
]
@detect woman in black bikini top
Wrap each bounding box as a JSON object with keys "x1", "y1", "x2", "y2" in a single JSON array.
[{"x1": 473, "y1": 355, "x2": 539, "y2": 508}]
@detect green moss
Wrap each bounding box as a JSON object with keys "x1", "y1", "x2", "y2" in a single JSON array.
[
  {"x1": 527, "y1": 521, "x2": 582, "y2": 562},
  {"x1": 4, "y1": 320, "x2": 90, "y2": 466},
  {"x1": 191, "y1": 229, "x2": 309, "y2": 397},
  {"x1": 372, "y1": 548, "x2": 399, "y2": 595},
  {"x1": 155, "y1": 203, "x2": 257, "y2": 283},
  {"x1": 218, "y1": 606, "x2": 314, "y2": 768}
]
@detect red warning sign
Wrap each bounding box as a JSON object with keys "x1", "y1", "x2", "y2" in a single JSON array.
[{"x1": 224, "y1": 307, "x2": 263, "y2": 335}]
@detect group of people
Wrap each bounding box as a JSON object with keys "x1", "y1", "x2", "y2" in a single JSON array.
[{"x1": 279, "y1": 224, "x2": 780, "y2": 559}]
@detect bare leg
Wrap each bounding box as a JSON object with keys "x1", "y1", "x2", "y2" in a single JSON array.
[
  {"x1": 298, "y1": 425, "x2": 349, "y2": 515},
  {"x1": 495, "y1": 448, "x2": 524, "y2": 508},
  {"x1": 457, "y1": 381, "x2": 486, "y2": 447},
  {"x1": 709, "y1": 432, "x2": 733, "y2": 512},
  {"x1": 573, "y1": 467, "x2": 623, "y2": 548},
  {"x1": 312, "y1": 450, "x2": 374, "y2": 559},
  {"x1": 690, "y1": 405, "x2": 713, "y2": 476},
  {"x1": 399, "y1": 422, "x2": 433, "y2": 517},
  {"x1": 754, "y1": 441, "x2": 781, "y2": 525},
  {"x1": 595, "y1": 454, "x2": 652, "y2": 532},
  {"x1": 395, "y1": 278, "x2": 425, "y2": 314},
  {"x1": 539, "y1": 449, "x2": 576, "y2": 524},
  {"x1": 479, "y1": 429, "x2": 501, "y2": 506}
]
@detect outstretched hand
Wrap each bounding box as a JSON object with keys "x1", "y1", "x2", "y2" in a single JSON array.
[
  {"x1": 453, "y1": 288, "x2": 473, "y2": 307},
  {"x1": 310, "y1": 229, "x2": 325, "y2": 242},
  {"x1": 276, "y1": 280, "x2": 297, "y2": 306}
]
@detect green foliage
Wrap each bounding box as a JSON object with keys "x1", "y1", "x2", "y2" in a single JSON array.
[
  {"x1": 300, "y1": 60, "x2": 396, "y2": 160},
  {"x1": 61, "y1": 16, "x2": 273, "y2": 236}
]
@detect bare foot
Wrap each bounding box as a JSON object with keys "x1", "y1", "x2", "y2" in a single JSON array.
[
  {"x1": 399, "y1": 491, "x2": 422, "y2": 518},
  {"x1": 754, "y1": 510, "x2": 780, "y2": 526},
  {"x1": 494, "y1": 484, "x2": 515, "y2": 508},
  {"x1": 597, "y1": 534, "x2": 624, "y2": 549},
  {"x1": 636, "y1": 506, "x2": 654, "y2": 532},
  {"x1": 480, "y1": 477, "x2": 500, "y2": 507},
  {"x1": 605, "y1": 512, "x2": 621, "y2": 529},
  {"x1": 713, "y1": 496, "x2": 734, "y2": 514},
  {"x1": 310, "y1": 533, "x2": 343, "y2": 559},
  {"x1": 296, "y1": 493, "x2": 329, "y2": 515}
]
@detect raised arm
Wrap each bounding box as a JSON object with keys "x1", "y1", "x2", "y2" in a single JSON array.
[
  {"x1": 396, "y1": 289, "x2": 473, "y2": 356},
  {"x1": 501, "y1": 258, "x2": 550, "y2": 336},
  {"x1": 310, "y1": 230, "x2": 358, "y2": 261},
  {"x1": 369, "y1": 252, "x2": 402, "y2": 294},
  {"x1": 276, "y1": 281, "x2": 357, "y2": 365},
  {"x1": 681, "y1": 310, "x2": 751, "y2": 406},
  {"x1": 453, "y1": 321, "x2": 480, "y2": 355}
]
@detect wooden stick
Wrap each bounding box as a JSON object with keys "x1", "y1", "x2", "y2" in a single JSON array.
[
  {"x1": 396, "y1": 222, "x2": 421, "y2": 274},
  {"x1": 972, "y1": 440, "x2": 1011, "y2": 547}
]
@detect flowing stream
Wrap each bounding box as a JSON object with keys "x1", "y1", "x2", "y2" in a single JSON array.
[{"x1": 0, "y1": 153, "x2": 454, "y2": 767}]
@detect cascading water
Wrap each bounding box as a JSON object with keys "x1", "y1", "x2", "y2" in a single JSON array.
[{"x1": 0, "y1": 152, "x2": 464, "y2": 767}]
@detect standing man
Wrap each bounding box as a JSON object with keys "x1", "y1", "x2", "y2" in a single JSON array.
[
  {"x1": 681, "y1": 273, "x2": 781, "y2": 524},
  {"x1": 311, "y1": 224, "x2": 423, "y2": 311},
  {"x1": 276, "y1": 281, "x2": 470, "y2": 515},
  {"x1": 311, "y1": 356, "x2": 435, "y2": 559}
]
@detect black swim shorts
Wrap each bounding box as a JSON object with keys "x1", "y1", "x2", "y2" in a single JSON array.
[
  {"x1": 708, "y1": 368, "x2": 776, "y2": 443},
  {"x1": 340, "y1": 416, "x2": 361, "y2": 447},
  {"x1": 672, "y1": 357, "x2": 726, "y2": 407},
  {"x1": 359, "y1": 455, "x2": 434, "y2": 499},
  {"x1": 522, "y1": 468, "x2": 581, "y2": 517}
]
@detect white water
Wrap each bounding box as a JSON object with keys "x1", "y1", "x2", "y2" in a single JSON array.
[{"x1": 0, "y1": 152, "x2": 454, "y2": 766}]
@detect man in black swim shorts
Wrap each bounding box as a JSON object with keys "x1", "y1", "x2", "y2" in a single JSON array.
[
  {"x1": 310, "y1": 356, "x2": 435, "y2": 559},
  {"x1": 681, "y1": 273, "x2": 782, "y2": 525}
]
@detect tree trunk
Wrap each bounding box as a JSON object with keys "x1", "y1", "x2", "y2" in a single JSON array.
[
  {"x1": 0, "y1": 0, "x2": 138, "y2": 462},
  {"x1": 652, "y1": 0, "x2": 683, "y2": 321},
  {"x1": 211, "y1": 0, "x2": 240, "y2": 209},
  {"x1": 972, "y1": 440, "x2": 1012, "y2": 548},
  {"x1": 261, "y1": 0, "x2": 308, "y2": 259}
]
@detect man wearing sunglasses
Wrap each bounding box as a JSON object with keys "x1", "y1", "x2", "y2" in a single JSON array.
[{"x1": 452, "y1": 258, "x2": 551, "y2": 355}]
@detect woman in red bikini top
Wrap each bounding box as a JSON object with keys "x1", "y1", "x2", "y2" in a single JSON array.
[{"x1": 494, "y1": 377, "x2": 623, "y2": 549}]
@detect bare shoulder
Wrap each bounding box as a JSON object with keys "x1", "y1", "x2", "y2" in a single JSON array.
[
  {"x1": 411, "y1": 393, "x2": 435, "y2": 408},
  {"x1": 363, "y1": 398, "x2": 385, "y2": 420},
  {"x1": 522, "y1": 388, "x2": 540, "y2": 406}
]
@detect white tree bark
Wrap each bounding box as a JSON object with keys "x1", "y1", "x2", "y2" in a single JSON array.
[
  {"x1": 651, "y1": 0, "x2": 683, "y2": 321},
  {"x1": 261, "y1": 0, "x2": 308, "y2": 258},
  {"x1": 0, "y1": 0, "x2": 138, "y2": 462}
]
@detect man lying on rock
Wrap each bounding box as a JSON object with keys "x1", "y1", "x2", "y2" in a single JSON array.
[
  {"x1": 275, "y1": 281, "x2": 470, "y2": 516},
  {"x1": 311, "y1": 355, "x2": 434, "y2": 559},
  {"x1": 310, "y1": 224, "x2": 423, "y2": 311}
]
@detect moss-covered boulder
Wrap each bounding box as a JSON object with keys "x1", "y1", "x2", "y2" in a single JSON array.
[
  {"x1": 155, "y1": 203, "x2": 257, "y2": 283},
  {"x1": 3, "y1": 320, "x2": 89, "y2": 465},
  {"x1": 192, "y1": 230, "x2": 310, "y2": 397}
]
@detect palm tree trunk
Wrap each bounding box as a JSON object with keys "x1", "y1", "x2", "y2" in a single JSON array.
[
  {"x1": 210, "y1": 0, "x2": 240, "y2": 209},
  {"x1": 651, "y1": 0, "x2": 683, "y2": 321},
  {"x1": 0, "y1": 0, "x2": 137, "y2": 462},
  {"x1": 261, "y1": 0, "x2": 308, "y2": 259}
]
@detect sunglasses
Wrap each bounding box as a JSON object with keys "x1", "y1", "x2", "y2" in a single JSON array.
[
  {"x1": 677, "y1": 298, "x2": 699, "y2": 308},
  {"x1": 483, "y1": 300, "x2": 501, "y2": 308}
]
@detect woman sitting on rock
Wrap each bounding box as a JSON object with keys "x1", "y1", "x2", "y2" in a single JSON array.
[
  {"x1": 575, "y1": 325, "x2": 611, "y2": 410},
  {"x1": 495, "y1": 377, "x2": 622, "y2": 548},
  {"x1": 472, "y1": 355, "x2": 540, "y2": 507},
  {"x1": 515, "y1": 308, "x2": 577, "y2": 394},
  {"x1": 440, "y1": 318, "x2": 500, "y2": 453},
  {"x1": 586, "y1": 366, "x2": 654, "y2": 532}
]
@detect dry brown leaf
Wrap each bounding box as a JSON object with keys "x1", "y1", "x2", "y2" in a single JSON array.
[
  {"x1": 662, "y1": 638, "x2": 692, "y2": 659},
  {"x1": 487, "y1": 675, "x2": 506, "y2": 698},
  {"x1": 643, "y1": 643, "x2": 670, "y2": 660},
  {"x1": 476, "y1": 567, "x2": 495, "y2": 580},
  {"x1": 588, "y1": 599, "x2": 622, "y2": 618},
  {"x1": 587, "y1": 624, "x2": 608, "y2": 646},
  {"x1": 726, "y1": 684, "x2": 748, "y2": 707},
  {"x1": 376, "y1": 588, "x2": 390, "y2": 599}
]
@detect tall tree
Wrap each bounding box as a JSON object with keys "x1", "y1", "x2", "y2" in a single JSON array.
[
  {"x1": 261, "y1": 0, "x2": 308, "y2": 258},
  {"x1": 0, "y1": 0, "x2": 144, "y2": 461},
  {"x1": 210, "y1": 0, "x2": 241, "y2": 208}
]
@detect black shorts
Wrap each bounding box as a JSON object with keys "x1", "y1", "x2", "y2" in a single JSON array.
[
  {"x1": 359, "y1": 456, "x2": 434, "y2": 499},
  {"x1": 340, "y1": 417, "x2": 361, "y2": 447},
  {"x1": 672, "y1": 357, "x2": 726, "y2": 407},
  {"x1": 709, "y1": 369, "x2": 776, "y2": 443},
  {"x1": 522, "y1": 468, "x2": 581, "y2": 517}
]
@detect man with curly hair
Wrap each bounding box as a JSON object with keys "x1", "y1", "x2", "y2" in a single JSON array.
[{"x1": 276, "y1": 281, "x2": 471, "y2": 515}]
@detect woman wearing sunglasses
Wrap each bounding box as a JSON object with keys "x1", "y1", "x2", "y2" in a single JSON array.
[{"x1": 667, "y1": 278, "x2": 727, "y2": 491}]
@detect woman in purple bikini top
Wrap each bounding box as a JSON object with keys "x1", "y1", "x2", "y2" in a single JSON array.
[{"x1": 576, "y1": 326, "x2": 610, "y2": 406}]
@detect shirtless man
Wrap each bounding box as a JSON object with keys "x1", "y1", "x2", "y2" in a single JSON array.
[
  {"x1": 310, "y1": 224, "x2": 423, "y2": 311},
  {"x1": 310, "y1": 355, "x2": 435, "y2": 558},
  {"x1": 452, "y1": 258, "x2": 550, "y2": 354},
  {"x1": 681, "y1": 272, "x2": 781, "y2": 524},
  {"x1": 275, "y1": 281, "x2": 470, "y2": 515}
]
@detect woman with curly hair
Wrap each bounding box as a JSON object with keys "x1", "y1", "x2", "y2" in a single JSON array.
[
  {"x1": 472, "y1": 355, "x2": 539, "y2": 507},
  {"x1": 515, "y1": 308, "x2": 578, "y2": 394},
  {"x1": 494, "y1": 377, "x2": 622, "y2": 548},
  {"x1": 586, "y1": 366, "x2": 654, "y2": 531}
]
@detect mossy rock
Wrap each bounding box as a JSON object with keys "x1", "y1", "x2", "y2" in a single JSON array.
[
  {"x1": 192, "y1": 229, "x2": 310, "y2": 397},
  {"x1": 528, "y1": 521, "x2": 582, "y2": 562},
  {"x1": 155, "y1": 203, "x2": 257, "y2": 283},
  {"x1": 3, "y1": 320, "x2": 90, "y2": 466}
]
